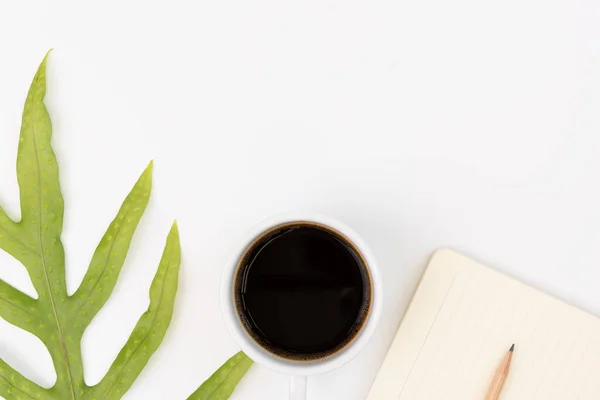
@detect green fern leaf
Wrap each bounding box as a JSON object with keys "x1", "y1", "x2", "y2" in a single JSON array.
[
  {"x1": 0, "y1": 52, "x2": 181, "y2": 400},
  {"x1": 187, "y1": 352, "x2": 253, "y2": 400}
]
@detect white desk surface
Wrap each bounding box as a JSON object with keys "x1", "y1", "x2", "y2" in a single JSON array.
[{"x1": 1, "y1": 1, "x2": 600, "y2": 399}]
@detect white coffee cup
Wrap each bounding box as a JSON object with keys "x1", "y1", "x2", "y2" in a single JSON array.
[{"x1": 220, "y1": 213, "x2": 382, "y2": 399}]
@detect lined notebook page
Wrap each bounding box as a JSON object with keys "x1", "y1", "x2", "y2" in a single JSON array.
[{"x1": 367, "y1": 249, "x2": 600, "y2": 400}]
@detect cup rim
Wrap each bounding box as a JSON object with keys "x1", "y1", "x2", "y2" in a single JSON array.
[{"x1": 220, "y1": 212, "x2": 382, "y2": 376}]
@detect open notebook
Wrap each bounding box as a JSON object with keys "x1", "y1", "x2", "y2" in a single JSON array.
[{"x1": 367, "y1": 249, "x2": 600, "y2": 400}]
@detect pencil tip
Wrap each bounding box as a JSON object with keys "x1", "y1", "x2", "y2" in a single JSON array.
[{"x1": 509, "y1": 343, "x2": 515, "y2": 352}]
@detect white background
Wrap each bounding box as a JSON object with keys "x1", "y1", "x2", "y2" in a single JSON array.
[{"x1": 1, "y1": 1, "x2": 600, "y2": 399}]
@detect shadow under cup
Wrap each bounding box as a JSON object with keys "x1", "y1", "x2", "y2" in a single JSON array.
[{"x1": 233, "y1": 221, "x2": 372, "y2": 361}]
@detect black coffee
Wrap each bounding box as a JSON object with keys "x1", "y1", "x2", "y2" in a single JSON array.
[{"x1": 234, "y1": 222, "x2": 371, "y2": 360}]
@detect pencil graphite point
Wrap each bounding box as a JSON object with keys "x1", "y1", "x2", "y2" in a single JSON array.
[{"x1": 509, "y1": 343, "x2": 515, "y2": 352}]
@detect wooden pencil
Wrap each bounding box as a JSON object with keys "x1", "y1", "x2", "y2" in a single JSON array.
[{"x1": 484, "y1": 344, "x2": 514, "y2": 400}]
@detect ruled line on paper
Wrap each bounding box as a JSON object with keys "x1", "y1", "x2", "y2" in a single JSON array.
[{"x1": 396, "y1": 272, "x2": 459, "y2": 400}]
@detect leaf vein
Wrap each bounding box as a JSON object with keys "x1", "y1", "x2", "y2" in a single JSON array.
[
  {"x1": 70, "y1": 212, "x2": 130, "y2": 321},
  {"x1": 30, "y1": 122, "x2": 76, "y2": 400},
  {"x1": 0, "y1": 296, "x2": 44, "y2": 322},
  {"x1": 0, "y1": 223, "x2": 40, "y2": 257},
  {"x1": 204, "y1": 356, "x2": 245, "y2": 399},
  {"x1": 97, "y1": 261, "x2": 173, "y2": 400},
  {"x1": 0, "y1": 375, "x2": 40, "y2": 400}
]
